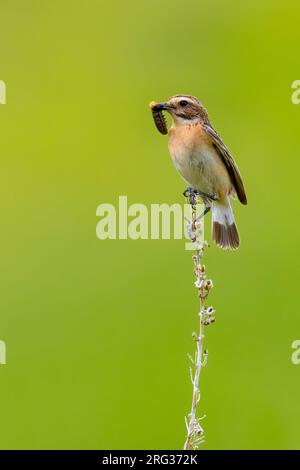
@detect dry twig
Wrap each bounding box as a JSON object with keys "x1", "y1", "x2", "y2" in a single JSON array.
[{"x1": 184, "y1": 193, "x2": 215, "y2": 450}]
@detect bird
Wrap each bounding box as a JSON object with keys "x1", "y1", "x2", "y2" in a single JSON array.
[{"x1": 150, "y1": 95, "x2": 247, "y2": 250}]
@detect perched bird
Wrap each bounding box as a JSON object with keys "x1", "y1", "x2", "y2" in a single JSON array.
[{"x1": 150, "y1": 95, "x2": 247, "y2": 249}]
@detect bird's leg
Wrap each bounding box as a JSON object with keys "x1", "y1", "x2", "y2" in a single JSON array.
[
  {"x1": 197, "y1": 190, "x2": 218, "y2": 202},
  {"x1": 193, "y1": 206, "x2": 211, "y2": 228},
  {"x1": 196, "y1": 205, "x2": 211, "y2": 220},
  {"x1": 183, "y1": 187, "x2": 198, "y2": 206},
  {"x1": 183, "y1": 187, "x2": 218, "y2": 204},
  {"x1": 183, "y1": 188, "x2": 218, "y2": 216},
  {"x1": 183, "y1": 187, "x2": 213, "y2": 232}
]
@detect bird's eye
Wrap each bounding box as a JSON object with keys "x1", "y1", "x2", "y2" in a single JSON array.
[{"x1": 179, "y1": 100, "x2": 188, "y2": 107}]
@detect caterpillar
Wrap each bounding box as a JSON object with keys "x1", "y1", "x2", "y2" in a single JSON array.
[{"x1": 149, "y1": 101, "x2": 168, "y2": 135}]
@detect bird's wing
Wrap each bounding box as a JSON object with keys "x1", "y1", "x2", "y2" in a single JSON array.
[{"x1": 204, "y1": 124, "x2": 247, "y2": 205}]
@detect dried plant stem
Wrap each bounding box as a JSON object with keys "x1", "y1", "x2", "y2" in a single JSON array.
[{"x1": 184, "y1": 196, "x2": 215, "y2": 450}]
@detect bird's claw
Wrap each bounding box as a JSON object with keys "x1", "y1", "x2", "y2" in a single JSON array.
[
  {"x1": 183, "y1": 187, "x2": 218, "y2": 205},
  {"x1": 183, "y1": 187, "x2": 198, "y2": 206}
]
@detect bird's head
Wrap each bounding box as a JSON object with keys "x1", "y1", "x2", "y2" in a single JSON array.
[{"x1": 152, "y1": 95, "x2": 209, "y2": 125}]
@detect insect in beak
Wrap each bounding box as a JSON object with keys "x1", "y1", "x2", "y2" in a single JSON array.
[{"x1": 149, "y1": 101, "x2": 168, "y2": 135}]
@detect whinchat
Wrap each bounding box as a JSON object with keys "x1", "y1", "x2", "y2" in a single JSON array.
[{"x1": 150, "y1": 95, "x2": 247, "y2": 250}]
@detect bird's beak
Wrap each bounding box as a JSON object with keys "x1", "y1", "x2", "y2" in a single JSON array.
[{"x1": 152, "y1": 102, "x2": 169, "y2": 111}]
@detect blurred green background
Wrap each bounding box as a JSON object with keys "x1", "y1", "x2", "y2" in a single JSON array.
[{"x1": 0, "y1": 0, "x2": 299, "y2": 450}]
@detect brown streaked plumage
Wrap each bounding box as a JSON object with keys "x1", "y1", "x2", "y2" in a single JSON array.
[
  {"x1": 150, "y1": 94, "x2": 247, "y2": 250},
  {"x1": 204, "y1": 124, "x2": 247, "y2": 205}
]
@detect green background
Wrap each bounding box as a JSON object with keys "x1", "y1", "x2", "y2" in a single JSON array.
[{"x1": 0, "y1": 0, "x2": 299, "y2": 450}]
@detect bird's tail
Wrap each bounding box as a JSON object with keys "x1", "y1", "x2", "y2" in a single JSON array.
[{"x1": 212, "y1": 199, "x2": 240, "y2": 250}]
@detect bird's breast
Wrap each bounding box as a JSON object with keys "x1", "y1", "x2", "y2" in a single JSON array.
[{"x1": 168, "y1": 124, "x2": 231, "y2": 198}]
